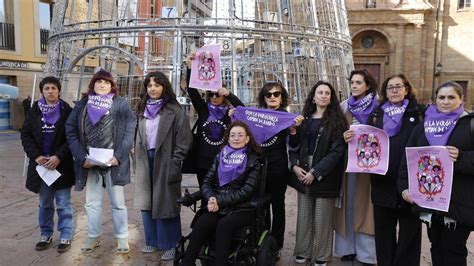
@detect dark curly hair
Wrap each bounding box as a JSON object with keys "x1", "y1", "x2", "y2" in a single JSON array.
[
  {"x1": 349, "y1": 69, "x2": 378, "y2": 96},
  {"x1": 136, "y1": 71, "x2": 178, "y2": 117},
  {"x1": 257, "y1": 82, "x2": 289, "y2": 109},
  {"x1": 221, "y1": 120, "x2": 261, "y2": 155},
  {"x1": 302, "y1": 81, "x2": 348, "y2": 134}
]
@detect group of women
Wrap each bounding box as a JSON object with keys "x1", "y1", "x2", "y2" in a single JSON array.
[{"x1": 21, "y1": 58, "x2": 473, "y2": 265}]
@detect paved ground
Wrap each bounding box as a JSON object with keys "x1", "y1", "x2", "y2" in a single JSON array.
[{"x1": 1, "y1": 131, "x2": 473, "y2": 265}]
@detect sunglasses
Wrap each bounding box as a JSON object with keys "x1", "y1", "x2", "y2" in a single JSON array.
[
  {"x1": 209, "y1": 92, "x2": 221, "y2": 98},
  {"x1": 264, "y1": 91, "x2": 282, "y2": 98}
]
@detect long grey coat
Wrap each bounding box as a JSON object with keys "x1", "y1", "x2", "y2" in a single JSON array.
[{"x1": 133, "y1": 102, "x2": 192, "y2": 219}]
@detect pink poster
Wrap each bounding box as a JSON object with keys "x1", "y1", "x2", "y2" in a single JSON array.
[
  {"x1": 406, "y1": 146, "x2": 453, "y2": 212},
  {"x1": 346, "y1": 125, "x2": 389, "y2": 175},
  {"x1": 189, "y1": 44, "x2": 223, "y2": 91}
]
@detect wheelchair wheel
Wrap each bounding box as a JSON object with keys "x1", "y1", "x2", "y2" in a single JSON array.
[{"x1": 256, "y1": 235, "x2": 278, "y2": 266}]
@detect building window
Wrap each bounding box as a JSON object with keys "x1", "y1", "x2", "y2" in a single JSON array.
[
  {"x1": 0, "y1": 0, "x2": 14, "y2": 50},
  {"x1": 458, "y1": 0, "x2": 471, "y2": 9},
  {"x1": 361, "y1": 36, "x2": 375, "y2": 49},
  {"x1": 366, "y1": 0, "x2": 376, "y2": 8},
  {"x1": 39, "y1": 2, "x2": 52, "y2": 54}
]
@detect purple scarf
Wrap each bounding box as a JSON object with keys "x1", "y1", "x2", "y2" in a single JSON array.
[
  {"x1": 217, "y1": 145, "x2": 248, "y2": 187},
  {"x1": 424, "y1": 104, "x2": 464, "y2": 146},
  {"x1": 87, "y1": 93, "x2": 114, "y2": 125},
  {"x1": 348, "y1": 93, "x2": 378, "y2": 124},
  {"x1": 207, "y1": 103, "x2": 228, "y2": 121},
  {"x1": 144, "y1": 98, "x2": 165, "y2": 120},
  {"x1": 381, "y1": 99, "x2": 409, "y2": 137},
  {"x1": 233, "y1": 106, "x2": 298, "y2": 144},
  {"x1": 38, "y1": 97, "x2": 61, "y2": 125}
]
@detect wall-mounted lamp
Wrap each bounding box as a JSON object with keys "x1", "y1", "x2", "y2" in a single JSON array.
[{"x1": 435, "y1": 62, "x2": 442, "y2": 76}]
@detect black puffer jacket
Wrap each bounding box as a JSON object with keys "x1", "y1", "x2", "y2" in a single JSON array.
[
  {"x1": 369, "y1": 99, "x2": 424, "y2": 208},
  {"x1": 399, "y1": 112, "x2": 474, "y2": 226},
  {"x1": 289, "y1": 118, "x2": 346, "y2": 198},
  {"x1": 201, "y1": 152, "x2": 263, "y2": 214},
  {"x1": 20, "y1": 100, "x2": 75, "y2": 193}
]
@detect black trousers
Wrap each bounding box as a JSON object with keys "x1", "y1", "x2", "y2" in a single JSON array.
[
  {"x1": 181, "y1": 210, "x2": 254, "y2": 266},
  {"x1": 265, "y1": 174, "x2": 287, "y2": 249},
  {"x1": 373, "y1": 205, "x2": 422, "y2": 266},
  {"x1": 427, "y1": 214, "x2": 472, "y2": 266}
]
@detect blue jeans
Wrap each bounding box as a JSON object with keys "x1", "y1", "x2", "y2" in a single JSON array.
[
  {"x1": 85, "y1": 169, "x2": 128, "y2": 239},
  {"x1": 141, "y1": 211, "x2": 181, "y2": 250},
  {"x1": 38, "y1": 182, "x2": 73, "y2": 240}
]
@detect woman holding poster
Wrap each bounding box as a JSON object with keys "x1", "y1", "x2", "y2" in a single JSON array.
[
  {"x1": 367, "y1": 74, "x2": 424, "y2": 266},
  {"x1": 186, "y1": 53, "x2": 244, "y2": 188},
  {"x1": 334, "y1": 69, "x2": 378, "y2": 265},
  {"x1": 289, "y1": 81, "x2": 347, "y2": 265},
  {"x1": 399, "y1": 81, "x2": 474, "y2": 266},
  {"x1": 133, "y1": 71, "x2": 192, "y2": 260}
]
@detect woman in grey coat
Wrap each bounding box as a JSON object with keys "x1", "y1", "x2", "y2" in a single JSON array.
[{"x1": 134, "y1": 71, "x2": 192, "y2": 260}]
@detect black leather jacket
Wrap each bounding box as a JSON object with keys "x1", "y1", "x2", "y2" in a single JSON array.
[{"x1": 201, "y1": 151, "x2": 263, "y2": 214}]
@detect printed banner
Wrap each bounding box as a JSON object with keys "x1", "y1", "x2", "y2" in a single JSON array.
[
  {"x1": 189, "y1": 44, "x2": 222, "y2": 91},
  {"x1": 406, "y1": 146, "x2": 453, "y2": 212},
  {"x1": 346, "y1": 125, "x2": 389, "y2": 175},
  {"x1": 233, "y1": 106, "x2": 297, "y2": 144}
]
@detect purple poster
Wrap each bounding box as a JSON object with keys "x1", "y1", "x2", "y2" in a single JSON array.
[
  {"x1": 189, "y1": 44, "x2": 223, "y2": 91},
  {"x1": 233, "y1": 106, "x2": 297, "y2": 144},
  {"x1": 406, "y1": 146, "x2": 453, "y2": 212},
  {"x1": 346, "y1": 125, "x2": 389, "y2": 175}
]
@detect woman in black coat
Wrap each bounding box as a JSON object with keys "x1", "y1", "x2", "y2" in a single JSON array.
[
  {"x1": 20, "y1": 76, "x2": 74, "y2": 253},
  {"x1": 368, "y1": 74, "x2": 424, "y2": 266},
  {"x1": 180, "y1": 121, "x2": 263, "y2": 265},
  {"x1": 399, "y1": 81, "x2": 474, "y2": 266}
]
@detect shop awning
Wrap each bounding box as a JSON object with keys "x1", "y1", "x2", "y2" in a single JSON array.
[{"x1": 0, "y1": 84, "x2": 19, "y2": 100}]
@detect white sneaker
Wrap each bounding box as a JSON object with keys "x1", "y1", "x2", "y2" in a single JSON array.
[
  {"x1": 295, "y1": 255, "x2": 309, "y2": 263},
  {"x1": 141, "y1": 245, "x2": 158, "y2": 253},
  {"x1": 161, "y1": 248, "x2": 175, "y2": 260}
]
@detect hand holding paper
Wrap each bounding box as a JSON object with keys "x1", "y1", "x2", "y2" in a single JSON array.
[
  {"x1": 86, "y1": 147, "x2": 114, "y2": 167},
  {"x1": 36, "y1": 165, "x2": 61, "y2": 186}
]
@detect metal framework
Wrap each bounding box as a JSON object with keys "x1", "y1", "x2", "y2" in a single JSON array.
[{"x1": 45, "y1": 0, "x2": 353, "y2": 111}]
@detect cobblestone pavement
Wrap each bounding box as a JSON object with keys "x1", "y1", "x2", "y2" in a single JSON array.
[{"x1": 1, "y1": 132, "x2": 472, "y2": 265}]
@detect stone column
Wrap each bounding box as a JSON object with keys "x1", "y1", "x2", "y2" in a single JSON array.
[
  {"x1": 395, "y1": 24, "x2": 406, "y2": 74},
  {"x1": 414, "y1": 23, "x2": 425, "y2": 97}
]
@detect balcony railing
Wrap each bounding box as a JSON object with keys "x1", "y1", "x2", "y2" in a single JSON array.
[
  {"x1": 0, "y1": 22, "x2": 15, "y2": 50},
  {"x1": 40, "y1": 29, "x2": 50, "y2": 54}
]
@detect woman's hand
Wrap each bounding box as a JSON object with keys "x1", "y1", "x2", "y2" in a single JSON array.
[
  {"x1": 289, "y1": 115, "x2": 305, "y2": 135},
  {"x1": 207, "y1": 197, "x2": 220, "y2": 212},
  {"x1": 292, "y1": 165, "x2": 307, "y2": 180},
  {"x1": 186, "y1": 52, "x2": 196, "y2": 68},
  {"x1": 401, "y1": 189, "x2": 414, "y2": 204},
  {"x1": 343, "y1": 129, "x2": 355, "y2": 143},
  {"x1": 228, "y1": 108, "x2": 236, "y2": 117},
  {"x1": 446, "y1": 146, "x2": 459, "y2": 162},
  {"x1": 83, "y1": 160, "x2": 94, "y2": 169},
  {"x1": 108, "y1": 156, "x2": 119, "y2": 166},
  {"x1": 43, "y1": 155, "x2": 60, "y2": 170},
  {"x1": 217, "y1": 87, "x2": 230, "y2": 97},
  {"x1": 35, "y1": 156, "x2": 48, "y2": 165},
  {"x1": 301, "y1": 171, "x2": 315, "y2": 185}
]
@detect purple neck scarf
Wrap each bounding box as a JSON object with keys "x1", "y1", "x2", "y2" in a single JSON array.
[
  {"x1": 424, "y1": 104, "x2": 464, "y2": 146},
  {"x1": 382, "y1": 99, "x2": 409, "y2": 137},
  {"x1": 348, "y1": 93, "x2": 378, "y2": 124},
  {"x1": 87, "y1": 93, "x2": 114, "y2": 125},
  {"x1": 38, "y1": 98, "x2": 61, "y2": 125},
  {"x1": 207, "y1": 103, "x2": 228, "y2": 122},
  {"x1": 233, "y1": 106, "x2": 298, "y2": 144},
  {"x1": 217, "y1": 145, "x2": 248, "y2": 187},
  {"x1": 144, "y1": 98, "x2": 165, "y2": 120}
]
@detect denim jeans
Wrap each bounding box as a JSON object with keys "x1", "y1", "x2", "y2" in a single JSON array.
[
  {"x1": 85, "y1": 169, "x2": 128, "y2": 239},
  {"x1": 38, "y1": 182, "x2": 73, "y2": 240},
  {"x1": 141, "y1": 211, "x2": 181, "y2": 250}
]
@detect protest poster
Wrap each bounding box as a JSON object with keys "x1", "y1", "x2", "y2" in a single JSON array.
[
  {"x1": 406, "y1": 146, "x2": 453, "y2": 212},
  {"x1": 189, "y1": 44, "x2": 222, "y2": 91},
  {"x1": 232, "y1": 106, "x2": 297, "y2": 144},
  {"x1": 346, "y1": 124, "x2": 389, "y2": 175}
]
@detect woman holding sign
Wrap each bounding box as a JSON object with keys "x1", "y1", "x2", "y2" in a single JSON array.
[
  {"x1": 66, "y1": 69, "x2": 136, "y2": 254},
  {"x1": 289, "y1": 81, "x2": 347, "y2": 265},
  {"x1": 185, "y1": 53, "x2": 244, "y2": 188},
  {"x1": 334, "y1": 69, "x2": 378, "y2": 265},
  {"x1": 180, "y1": 121, "x2": 263, "y2": 265},
  {"x1": 368, "y1": 74, "x2": 424, "y2": 266},
  {"x1": 133, "y1": 71, "x2": 192, "y2": 260},
  {"x1": 399, "y1": 81, "x2": 474, "y2": 266}
]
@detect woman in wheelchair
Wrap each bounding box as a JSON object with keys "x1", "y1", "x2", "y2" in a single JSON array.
[{"x1": 180, "y1": 121, "x2": 263, "y2": 265}]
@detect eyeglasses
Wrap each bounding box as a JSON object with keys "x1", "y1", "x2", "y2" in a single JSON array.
[
  {"x1": 264, "y1": 91, "x2": 282, "y2": 98},
  {"x1": 386, "y1": 84, "x2": 406, "y2": 92},
  {"x1": 209, "y1": 92, "x2": 221, "y2": 98}
]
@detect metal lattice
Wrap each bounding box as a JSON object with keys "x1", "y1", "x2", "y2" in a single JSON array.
[{"x1": 45, "y1": 0, "x2": 354, "y2": 111}]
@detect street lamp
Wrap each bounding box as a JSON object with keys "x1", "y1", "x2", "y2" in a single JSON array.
[{"x1": 435, "y1": 62, "x2": 442, "y2": 76}]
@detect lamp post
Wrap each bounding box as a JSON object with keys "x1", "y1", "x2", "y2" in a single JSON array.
[{"x1": 434, "y1": 62, "x2": 442, "y2": 76}]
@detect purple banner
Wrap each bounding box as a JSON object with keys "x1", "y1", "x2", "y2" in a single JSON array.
[
  {"x1": 233, "y1": 106, "x2": 297, "y2": 144},
  {"x1": 406, "y1": 146, "x2": 453, "y2": 212},
  {"x1": 346, "y1": 125, "x2": 389, "y2": 175},
  {"x1": 189, "y1": 44, "x2": 222, "y2": 91}
]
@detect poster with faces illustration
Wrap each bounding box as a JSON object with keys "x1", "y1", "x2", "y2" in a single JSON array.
[
  {"x1": 406, "y1": 146, "x2": 453, "y2": 212},
  {"x1": 190, "y1": 44, "x2": 223, "y2": 91},
  {"x1": 346, "y1": 125, "x2": 389, "y2": 175}
]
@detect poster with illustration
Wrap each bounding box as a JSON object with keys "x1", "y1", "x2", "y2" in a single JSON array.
[
  {"x1": 406, "y1": 146, "x2": 453, "y2": 212},
  {"x1": 346, "y1": 125, "x2": 389, "y2": 175},
  {"x1": 189, "y1": 44, "x2": 222, "y2": 91}
]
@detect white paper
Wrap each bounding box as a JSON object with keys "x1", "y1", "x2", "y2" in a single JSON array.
[
  {"x1": 36, "y1": 165, "x2": 61, "y2": 186},
  {"x1": 86, "y1": 147, "x2": 114, "y2": 167}
]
